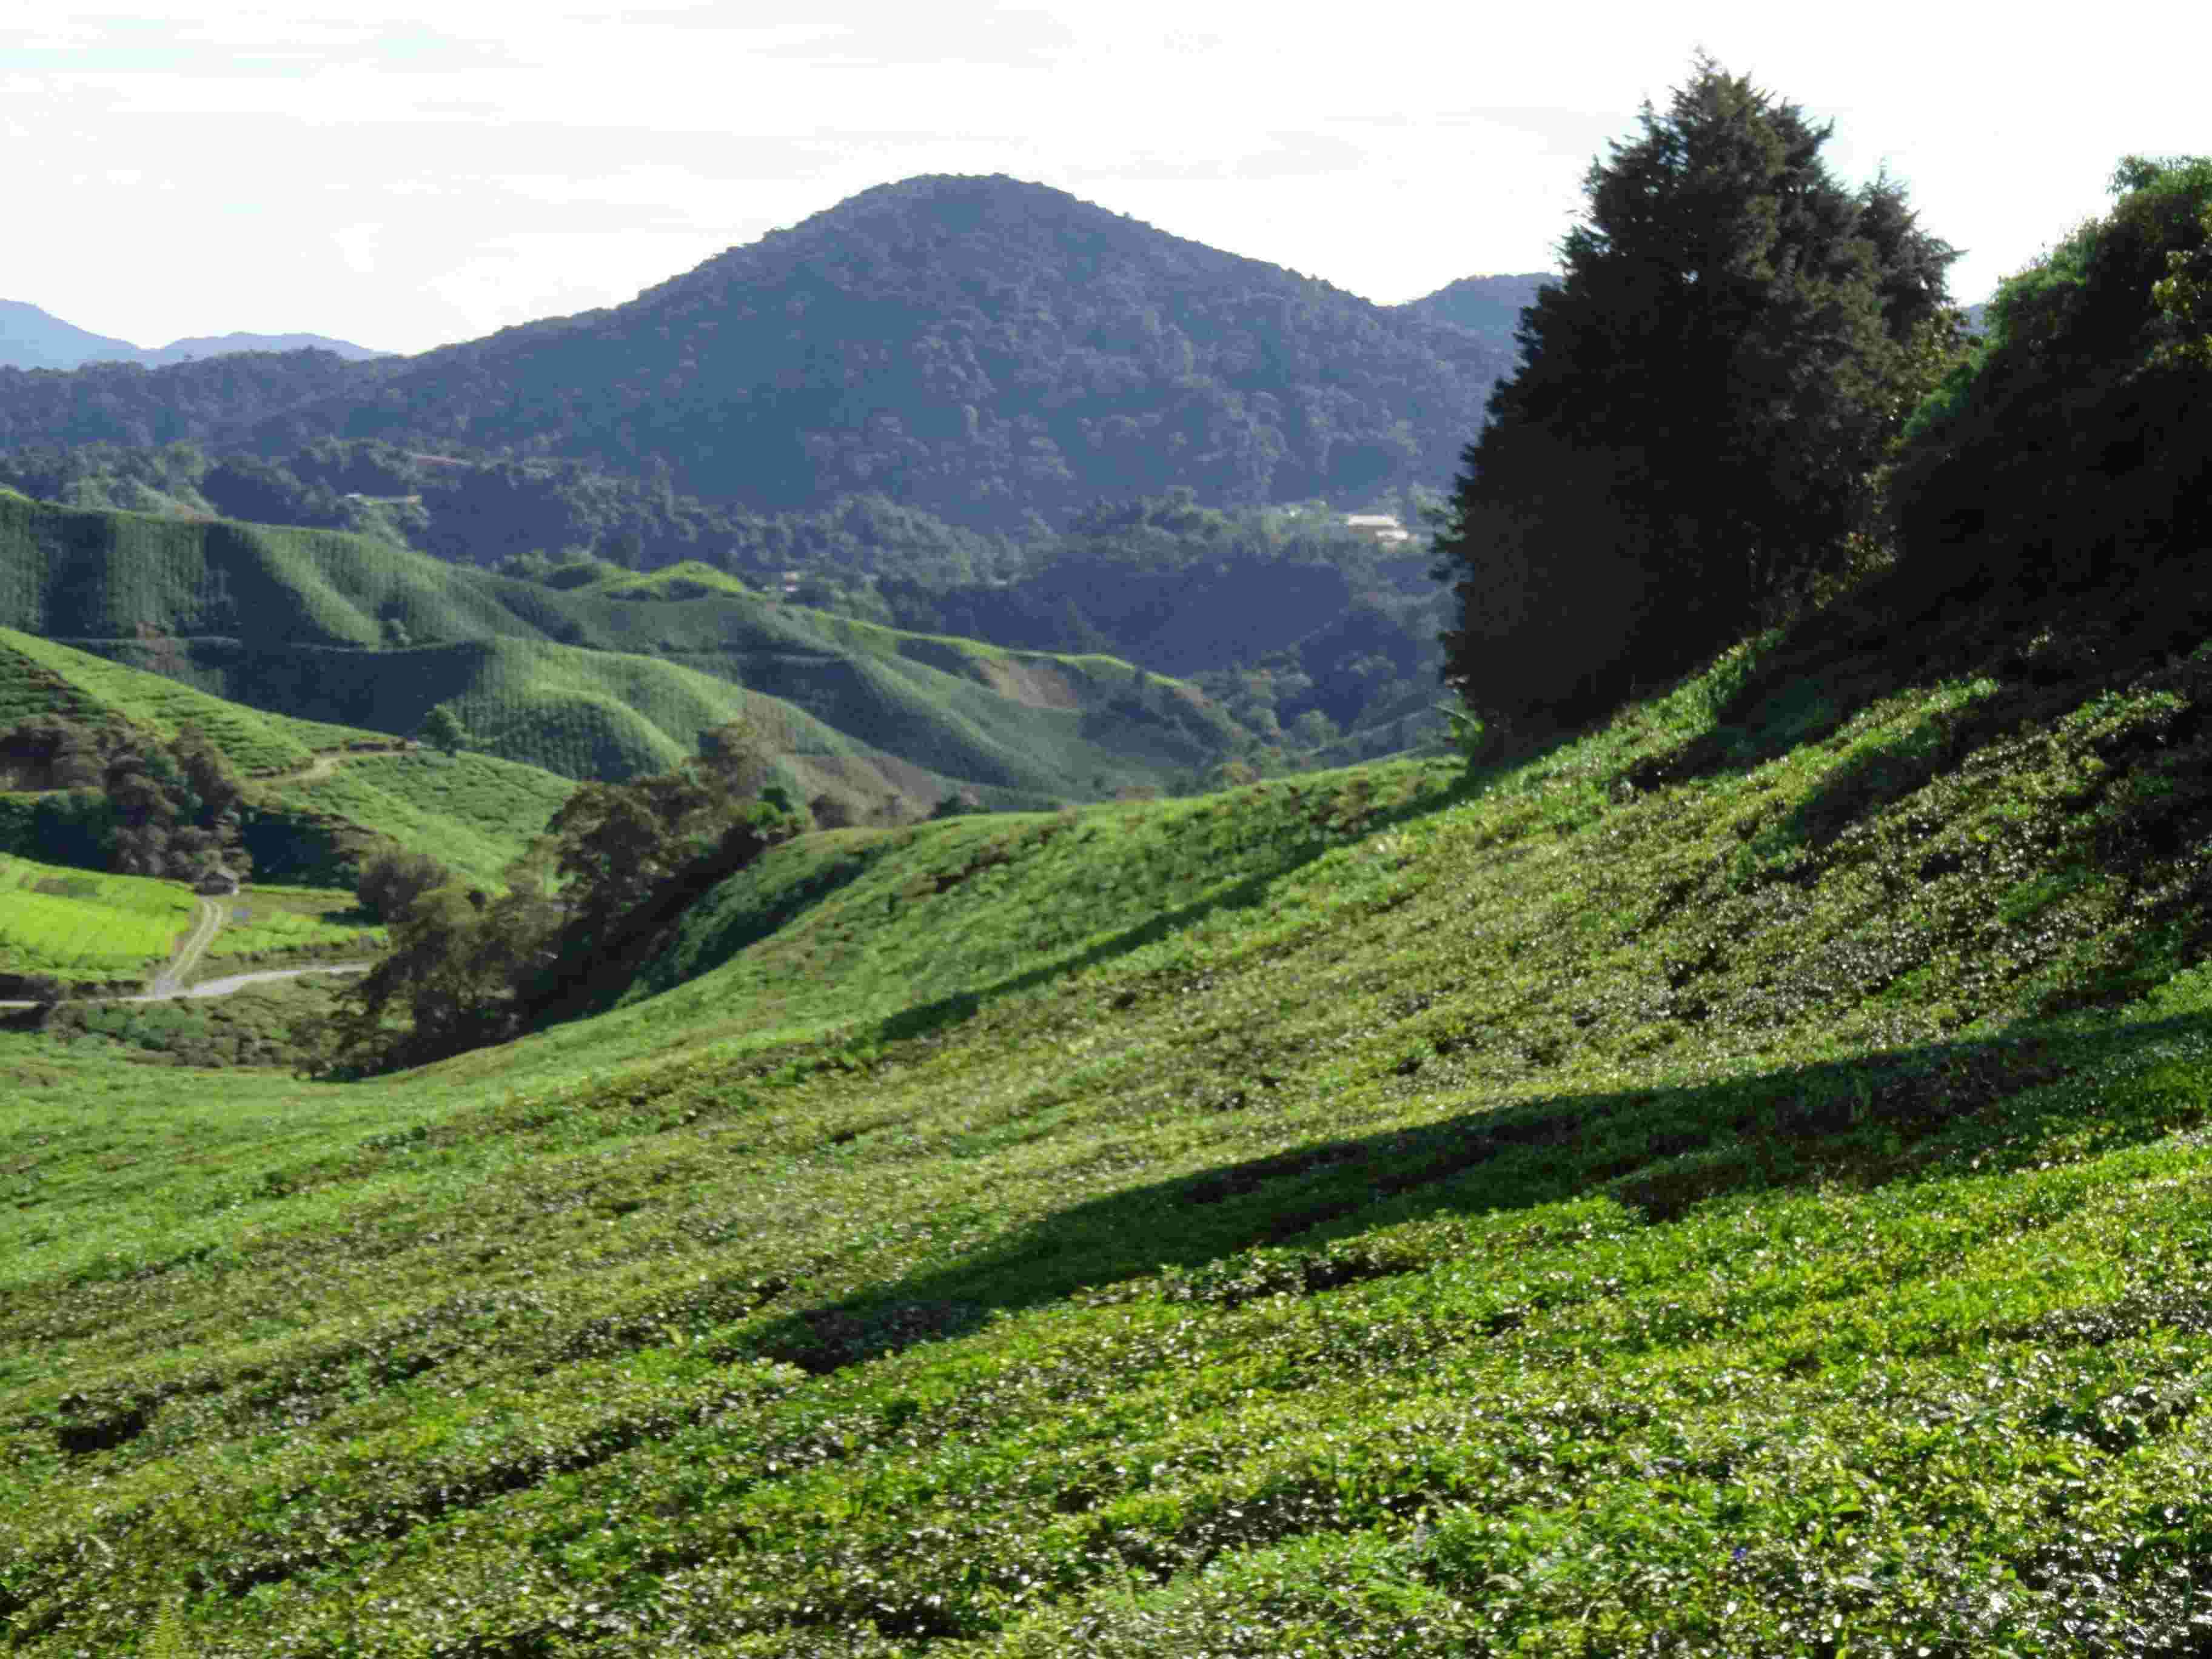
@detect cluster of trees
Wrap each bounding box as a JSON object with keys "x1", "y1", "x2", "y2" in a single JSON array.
[
  {"x1": 1432, "y1": 57, "x2": 1961, "y2": 728},
  {"x1": 318, "y1": 720, "x2": 800, "y2": 1072},
  {"x1": 1889, "y1": 155, "x2": 2212, "y2": 596},
  {"x1": 1434, "y1": 61, "x2": 2212, "y2": 739},
  {"x1": 0, "y1": 717, "x2": 251, "y2": 882}
]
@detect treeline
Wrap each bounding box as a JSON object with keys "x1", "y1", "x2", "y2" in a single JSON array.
[
  {"x1": 1432, "y1": 59, "x2": 2212, "y2": 736},
  {"x1": 0, "y1": 716, "x2": 252, "y2": 882},
  {"x1": 317, "y1": 721, "x2": 802, "y2": 1072},
  {"x1": 1891, "y1": 155, "x2": 2212, "y2": 598},
  {"x1": 0, "y1": 440, "x2": 1028, "y2": 589}
]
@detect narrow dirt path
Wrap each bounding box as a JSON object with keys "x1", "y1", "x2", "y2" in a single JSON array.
[
  {"x1": 3, "y1": 889, "x2": 375, "y2": 1008},
  {"x1": 0, "y1": 960, "x2": 370, "y2": 1010},
  {"x1": 165, "y1": 962, "x2": 369, "y2": 999},
  {"x1": 150, "y1": 897, "x2": 225, "y2": 997}
]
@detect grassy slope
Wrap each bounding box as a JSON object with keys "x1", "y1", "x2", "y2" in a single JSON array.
[
  {"x1": 0, "y1": 625, "x2": 361, "y2": 773},
  {"x1": 270, "y1": 749, "x2": 580, "y2": 884},
  {"x1": 0, "y1": 495, "x2": 1240, "y2": 804},
  {"x1": 19, "y1": 561, "x2": 2212, "y2": 1652},
  {"x1": 0, "y1": 854, "x2": 197, "y2": 982},
  {"x1": 0, "y1": 631, "x2": 575, "y2": 883}
]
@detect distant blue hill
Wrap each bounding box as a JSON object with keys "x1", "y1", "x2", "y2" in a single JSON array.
[{"x1": 0, "y1": 300, "x2": 387, "y2": 370}]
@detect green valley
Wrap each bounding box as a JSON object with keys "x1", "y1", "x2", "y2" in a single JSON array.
[
  {"x1": 0, "y1": 494, "x2": 1245, "y2": 813},
  {"x1": 3, "y1": 73, "x2": 2211, "y2": 1659}
]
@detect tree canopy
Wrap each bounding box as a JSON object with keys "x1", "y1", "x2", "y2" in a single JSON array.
[
  {"x1": 1433, "y1": 57, "x2": 1958, "y2": 727},
  {"x1": 1890, "y1": 155, "x2": 2212, "y2": 597}
]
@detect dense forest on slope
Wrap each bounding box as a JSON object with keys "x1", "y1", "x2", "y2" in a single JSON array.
[
  {"x1": 1394, "y1": 272, "x2": 1552, "y2": 354},
  {"x1": 0, "y1": 440, "x2": 1028, "y2": 588},
  {"x1": 0, "y1": 348, "x2": 392, "y2": 452},
  {"x1": 0, "y1": 177, "x2": 1509, "y2": 529}
]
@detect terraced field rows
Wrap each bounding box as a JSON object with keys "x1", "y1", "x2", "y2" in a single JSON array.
[{"x1": 0, "y1": 855, "x2": 194, "y2": 980}]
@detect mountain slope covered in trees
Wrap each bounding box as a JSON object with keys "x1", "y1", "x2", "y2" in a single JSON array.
[
  {"x1": 1395, "y1": 272, "x2": 1552, "y2": 355},
  {"x1": 1, "y1": 177, "x2": 1509, "y2": 528}
]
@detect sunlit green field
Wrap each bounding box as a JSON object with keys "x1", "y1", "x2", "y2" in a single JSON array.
[
  {"x1": 0, "y1": 855, "x2": 193, "y2": 981},
  {"x1": 199, "y1": 885, "x2": 383, "y2": 972},
  {"x1": 13, "y1": 561, "x2": 2212, "y2": 1654},
  {"x1": 272, "y1": 749, "x2": 579, "y2": 884}
]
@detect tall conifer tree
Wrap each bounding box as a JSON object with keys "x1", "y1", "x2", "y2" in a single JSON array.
[{"x1": 1433, "y1": 58, "x2": 1956, "y2": 726}]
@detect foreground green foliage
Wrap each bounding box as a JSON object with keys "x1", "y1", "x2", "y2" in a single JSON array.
[{"x1": 13, "y1": 532, "x2": 2212, "y2": 1652}]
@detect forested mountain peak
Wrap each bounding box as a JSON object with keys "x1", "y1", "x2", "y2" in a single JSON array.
[
  {"x1": 290, "y1": 172, "x2": 1515, "y2": 526},
  {"x1": 678, "y1": 172, "x2": 1302, "y2": 297},
  {"x1": 0, "y1": 174, "x2": 1508, "y2": 531}
]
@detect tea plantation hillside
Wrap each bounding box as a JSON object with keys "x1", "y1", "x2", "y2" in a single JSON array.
[
  {"x1": 18, "y1": 539, "x2": 2212, "y2": 1653},
  {"x1": 0, "y1": 853, "x2": 199, "y2": 985},
  {"x1": 0, "y1": 494, "x2": 1241, "y2": 806},
  {"x1": 0, "y1": 631, "x2": 581, "y2": 883}
]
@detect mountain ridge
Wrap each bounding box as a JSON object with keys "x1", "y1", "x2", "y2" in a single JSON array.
[
  {"x1": 1, "y1": 175, "x2": 1511, "y2": 528},
  {"x1": 0, "y1": 300, "x2": 387, "y2": 372}
]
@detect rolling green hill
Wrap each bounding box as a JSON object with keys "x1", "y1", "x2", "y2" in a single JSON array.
[
  {"x1": 0, "y1": 493, "x2": 1247, "y2": 808},
  {"x1": 0, "y1": 629, "x2": 579, "y2": 884},
  {"x1": 16, "y1": 517, "x2": 2212, "y2": 1650}
]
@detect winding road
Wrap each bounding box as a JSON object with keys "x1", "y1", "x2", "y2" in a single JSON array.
[
  {"x1": 2, "y1": 741, "x2": 411, "y2": 1010},
  {"x1": 1, "y1": 895, "x2": 372, "y2": 1010}
]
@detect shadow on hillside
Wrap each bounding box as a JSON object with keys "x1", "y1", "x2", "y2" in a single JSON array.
[
  {"x1": 746, "y1": 1011, "x2": 2208, "y2": 1374},
  {"x1": 1623, "y1": 558, "x2": 2212, "y2": 807}
]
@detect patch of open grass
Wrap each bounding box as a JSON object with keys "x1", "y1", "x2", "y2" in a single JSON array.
[{"x1": 0, "y1": 854, "x2": 195, "y2": 982}]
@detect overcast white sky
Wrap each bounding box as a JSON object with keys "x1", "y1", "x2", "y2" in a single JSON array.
[{"x1": 5, "y1": 2, "x2": 2205, "y2": 355}]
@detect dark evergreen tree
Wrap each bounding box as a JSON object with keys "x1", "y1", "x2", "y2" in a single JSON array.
[{"x1": 1433, "y1": 58, "x2": 1957, "y2": 726}]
